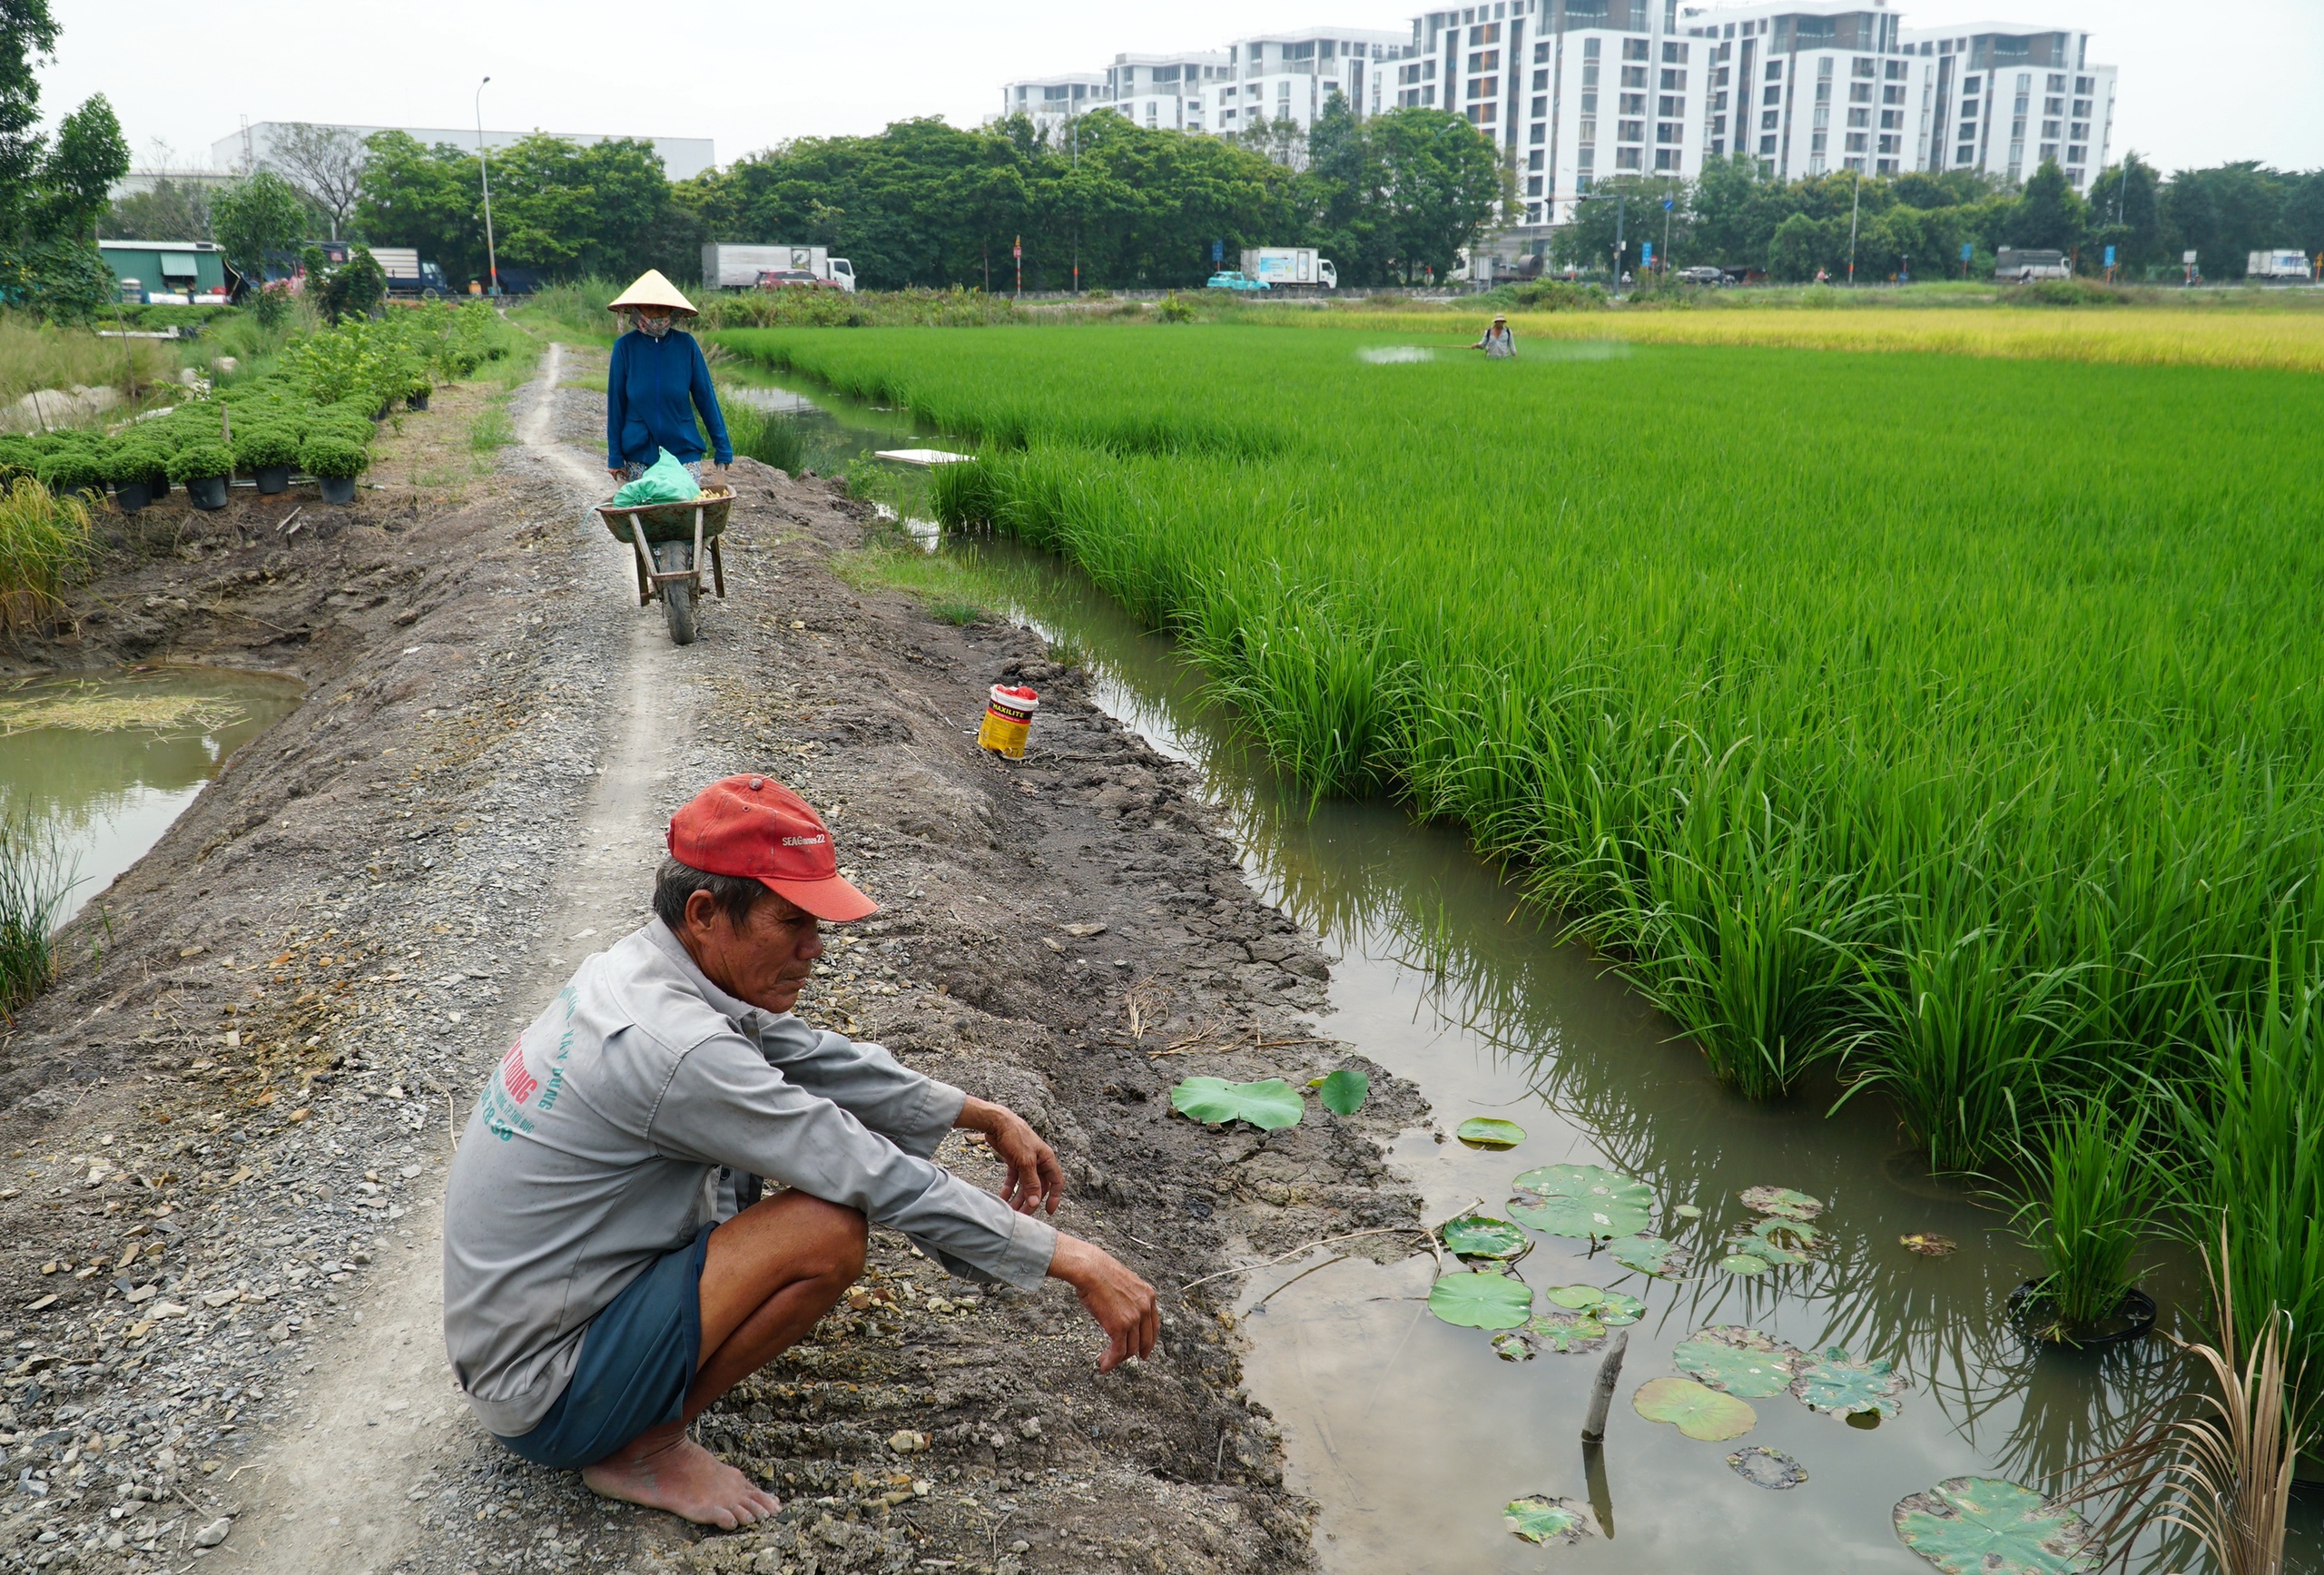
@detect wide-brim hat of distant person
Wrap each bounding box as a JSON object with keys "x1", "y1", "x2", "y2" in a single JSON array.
[
  {"x1": 1492, "y1": 313, "x2": 1507, "y2": 324},
  {"x1": 608, "y1": 269, "x2": 697, "y2": 319}
]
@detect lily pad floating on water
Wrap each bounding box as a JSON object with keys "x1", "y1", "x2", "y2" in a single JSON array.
[
  {"x1": 1721, "y1": 1253, "x2": 1775, "y2": 1276},
  {"x1": 1509, "y1": 1165, "x2": 1656, "y2": 1240},
  {"x1": 1727, "y1": 1446, "x2": 1809, "y2": 1491},
  {"x1": 1544, "y1": 1285, "x2": 1646, "y2": 1326},
  {"x1": 1791, "y1": 1345, "x2": 1908, "y2": 1422},
  {"x1": 1170, "y1": 1077, "x2": 1304, "y2": 1131},
  {"x1": 1739, "y1": 1186, "x2": 1824, "y2": 1221},
  {"x1": 1607, "y1": 1235, "x2": 1691, "y2": 1277},
  {"x1": 1490, "y1": 1330, "x2": 1534, "y2": 1362},
  {"x1": 1440, "y1": 1215, "x2": 1529, "y2": 1260},
  {"x1": 1900, "y1": 1232, "x2": 1958, "y2": 1257},
  {"x1": 1455, "y1": 1117, "x2": 1526, "y2": 1150},
  {"x1": 1893, "y1": 1477, "x2": 2096, "y2": 1575},
  {"x1": 1672, "y1": 1327, "x2": 1805, "y2": 1398},
  {"x1": 1428, "y1": 1270, "x2": 1534, "y2": 1330},
  {"x1": 1527, "y1": 1312, "x2": 1609, "y2": 1354},
  {"x1": 1503, "y1": 1495, "x2": 1592, "y2": 1546},
  {"x1": 1671, "y1": 1203, "x2": 1703, "y2": 1219},
  {"x1": 1633, "y1": 1376, "x2": 1757, "y2": 1442},
  {"x1": 1313, "y1": 1068, "x2": 1370, "y2": 1115},
  {"x1": 1726, "y1": 1216, "x2": 1815, "y2": 1268}
]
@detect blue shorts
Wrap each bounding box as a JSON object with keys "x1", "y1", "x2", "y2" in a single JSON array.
[{"x1": 496, "y1": 1226, "x2": 713, "y2": 1470}]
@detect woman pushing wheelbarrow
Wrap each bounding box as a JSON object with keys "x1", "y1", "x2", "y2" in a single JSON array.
[{"x1": 596, "y1": 270, "x2": 738, "y2": 646}]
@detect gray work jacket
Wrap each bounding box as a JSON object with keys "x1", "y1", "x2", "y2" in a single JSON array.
[{"x1": 440, "y1": 918, "x2": 1057, "y2": 1436}]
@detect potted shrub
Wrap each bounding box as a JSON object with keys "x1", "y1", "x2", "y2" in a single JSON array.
[
  {"x1": 300, "y1": 434, "x2": 369, "y2": 505},
  {"x1": 105, "y1": 443, "x2": 167, "y2": 512},
  {"x1": 405, "y1": 372, "x2": 433, "y2": 412},
  {"x1": 34, "y1": 448, "x2": 110, "y2": 503},
  {"x1": 233, "y1": 425, "x2": 300, "y2": 496},
  {"x1": 169, "y1": 441, "x2": 235, "y2": 511},
  {"x1": 0, "y1": 436, "x2": 36, "y2": 485}
]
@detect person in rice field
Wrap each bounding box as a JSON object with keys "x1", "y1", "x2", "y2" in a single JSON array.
[
  {"x1": 1472, "y1": 313, "x2": 1516, "y2": 359},
  {"x1": 605, "y1": 270, "x2": 733, "y2": 487}
]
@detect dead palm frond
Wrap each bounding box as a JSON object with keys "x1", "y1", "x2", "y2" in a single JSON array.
[{"x1": 2059, "y1": 1223, "x2": 2304, "y2": 1575}]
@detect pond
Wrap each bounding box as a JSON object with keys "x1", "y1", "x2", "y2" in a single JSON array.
[
  {"x1": 735, "y1": 367, "x2": 2315, "y2": 1574},
  {"x1": 1, "y1": 665, "x2": 304, "y2": 930}
]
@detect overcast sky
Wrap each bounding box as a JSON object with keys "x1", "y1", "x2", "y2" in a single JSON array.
[{"x1": 39, "y1": 0, "x2": 2322, "y2": 176}]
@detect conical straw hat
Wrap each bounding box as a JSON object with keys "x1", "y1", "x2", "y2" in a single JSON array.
[{"x1": 608, "y1": 269, "x2": 696, "y2": 316}]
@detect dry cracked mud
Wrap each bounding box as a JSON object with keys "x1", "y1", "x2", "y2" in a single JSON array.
[{"x1": 0, "y1": 342, "x2": 1425, "y2": 1575}]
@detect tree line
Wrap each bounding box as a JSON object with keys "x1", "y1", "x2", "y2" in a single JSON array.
[
  {"x1": 2, "y1": 0, "x2": 127, "y2": 317},
  {"x1": 1557, "y1": 153, "x2": 2324, "y2": 282}
]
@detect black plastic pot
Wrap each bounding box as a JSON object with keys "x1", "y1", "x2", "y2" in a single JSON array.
[
  {"x1": 253, "y1": 464, "x2": 291, "y2": 495},
  {"x1": 407, "y1": 391, "x2": 430, "y2": 411},
  {"x1": 184, "y1": 475, "x2": 229, "y2": 511},
  {"x1": 2008, "y1": 1282, "x2": 2157, "y2": 1348},
  {"x1": 112, "y1": 478, "x2": 152, "y2": 513},
  {"x1": 318, "y1": 475, "x2": 358, "y2": 505},
  {"x1": 146, "y1": 472, "x2": 170, "y2": 500}
]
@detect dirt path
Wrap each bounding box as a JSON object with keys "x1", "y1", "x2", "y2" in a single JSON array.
[{"x1": 0, "y1": 337, "x2": 1424, "y2": 1575}]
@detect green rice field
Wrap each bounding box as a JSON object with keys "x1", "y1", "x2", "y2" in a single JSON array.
[{"x1": 720, "y1": 322, "x2": 2324, "y2": 1383}]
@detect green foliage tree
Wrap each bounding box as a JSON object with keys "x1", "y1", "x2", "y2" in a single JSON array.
[
  {"x1": 1550, "y1": 173, "x2": 1689, "y2": 274},
  {"x1": 0, "y1": 7, "x2": 126, "y2": 318},
  {"x1": 305, "y1": 242, "x2": 385, "y2": 323},
  {"x1": 1304, "y1": 94, "x2": 1393, "y2": 286},
  {"x1": 353, "y1": 131, "x2": 484, "y2": 283},
  {"x1": 2162, "y1": 162, "x2": 2295, "y2": 279},
  {"x1": 0, "y1": 0, "x2": 59, "y2": 242},
  {"x1": 1765, "y1": 212, "x2": 1831, "y2": 281},
  {"x1": 2084, "y1": 153, "x2": 2162, "y2": 271},
  {"x1": 37, "y1": 93, "x2": 124, "y2": 240},
  {"x1": 2004, "y1": 159, "x2": 2090, "y2": 252},
  {"x1": 213, "y1": 171, "x2": 310, "y2": 281},
  {"x1": 1365, "y1": 108, "x2": 1509, "y2": 284}
]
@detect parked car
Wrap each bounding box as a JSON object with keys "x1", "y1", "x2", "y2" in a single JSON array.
[
  {"x1": 1205, "y1": 271, "x2": 1271, "y2": 291},
  {"x1": 755, "y1": 269, "x2": 840, "y2": 290},
  {"x1": 1676, "y1": 266, "x2": 1732, "y2": 286}
]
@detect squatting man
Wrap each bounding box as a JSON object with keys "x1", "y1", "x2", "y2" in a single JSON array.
[{"x1": 442, "y1": 774, "x2": 1157, "y2": 1525}]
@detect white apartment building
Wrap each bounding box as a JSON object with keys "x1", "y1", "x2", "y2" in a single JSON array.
[
  {"x1": 1000, "y1": 74, "x2": 1108, "y2": 136},
  {"x1": 1108, "y1": 53, "x2": 1232, "y2": 134},
  {"x1": 1214, "y1": 28, "x2": 1411, "y2": 133},
  {"x1": 1894, "y1": 21, "x2": 2114, "y2": 190}
]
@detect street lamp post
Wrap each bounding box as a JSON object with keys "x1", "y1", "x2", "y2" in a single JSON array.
[{"x1": 476, "y1": 77, "x2": 500, "y2": 298}]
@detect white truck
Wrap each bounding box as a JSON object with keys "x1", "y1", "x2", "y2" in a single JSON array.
[
  {"x1": 1240, "y1": 247, "x2": 1338, "y2": 290},
  {"x1": 2247, "y1": 249, "x2": 2316, "y2": 282},
  {"x1": 701, "y1": 243, "x2": 858, "y2": 293}
]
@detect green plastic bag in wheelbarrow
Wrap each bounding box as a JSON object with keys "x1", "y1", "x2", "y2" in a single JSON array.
[{"x1": 611, "y1": 448, "x2": 702, "y2": 507}]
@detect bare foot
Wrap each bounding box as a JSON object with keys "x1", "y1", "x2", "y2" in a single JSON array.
[{"x1": 582, "y1": 1425, "x2": 780, "y2": 1528}]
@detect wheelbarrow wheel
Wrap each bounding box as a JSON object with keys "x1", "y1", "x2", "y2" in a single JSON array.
[{"x1": 653, "y1": 538, "x2": 698, "y2": 645}]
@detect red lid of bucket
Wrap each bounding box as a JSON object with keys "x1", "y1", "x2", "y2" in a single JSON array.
[{"x1": 989, "y1": 684, "x2": 1039, "y2": 709}]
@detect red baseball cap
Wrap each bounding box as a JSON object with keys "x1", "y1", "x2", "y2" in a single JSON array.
[{"x1": 666, "y1": 775, "x2": 877, "y2": 922}]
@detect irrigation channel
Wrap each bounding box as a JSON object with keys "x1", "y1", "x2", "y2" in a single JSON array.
[
  {"x1": 1, "y1": 665, "x2": 302, "y2": 928},
  {"x1": 724, "y1": 367, "x2": 2319, "y2": 1572}
]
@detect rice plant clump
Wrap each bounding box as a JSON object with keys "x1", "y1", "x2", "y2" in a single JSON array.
[
  {"x1": 0, "y1": 477, "x2": 95, "y2": 637},
  {"x1": 716, "y1": 393, "x2": 806, "y2": 472},
  {"x1": 2008, "y1": 1099, "x2": 2160, "y2": 1338},
  {"x1": 0, "y1": 802, "x2": 74, "y2": 1020}
]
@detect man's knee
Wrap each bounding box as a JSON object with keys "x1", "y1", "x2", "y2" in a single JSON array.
[{"x1": 792, "y1": 1196, "x2": 867, "y2": 1284}]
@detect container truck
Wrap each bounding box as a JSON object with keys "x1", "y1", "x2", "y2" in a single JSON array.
[
  {"x1": 701, "y1": 244, "x2": 857, "y2": 293},
  {"x1": 370, "y1": 246, "x2": 449, "y2": 299},
  {"x1": 1239, "y1": 248, "x2": 1338, "y2": 290},
  {"x1": 2248, "y1": 249, "x2": 2316, "y2": 282}
]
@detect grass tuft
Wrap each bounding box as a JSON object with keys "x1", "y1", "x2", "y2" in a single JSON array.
[{"x1": 0, "y1": 477, "x2": 95, "y2": 639}]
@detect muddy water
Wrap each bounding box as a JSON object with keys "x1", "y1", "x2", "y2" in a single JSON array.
[
  {"x1": 1, "y1": 666, "x2": 302, "y2": 927},
  {"x1": 739, "y1": 370, "x2": 2315, "y2": 1570},
  {"x1": 719, "y1": 362, "x2": 934, "y2": 474}
]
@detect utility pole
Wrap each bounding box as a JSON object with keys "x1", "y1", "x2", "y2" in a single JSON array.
[
  {"x1": 1071, "y1": 115, "x2": 1080, "y2": 296},
  {"x1": 1014, "y1": 234, "x2": 1022, "y2": 299},
  {"x1": 1846, "y1": 167, "x2": 1862, "y2": 285},
  {"x1": 1612, "y1": 193, "x2": 1627, "y2": 298},
  {"x1": 1661, "y1": 192, "x2": 1674, "y2": 279},
  {"x1": 476, "y1": 78, "x2": 499, "y2": 298}
]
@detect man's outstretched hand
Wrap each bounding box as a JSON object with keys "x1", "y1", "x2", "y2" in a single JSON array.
[
  {"x1": 1049, "y1": 1235, "x2": 1159, "y2": 1372},
  {"x1": 957, "y1": 1096, "x2": 1064, "y2": 1216}
]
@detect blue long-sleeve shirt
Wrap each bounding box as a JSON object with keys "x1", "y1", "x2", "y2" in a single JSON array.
[{"x1": 605, "y1": 328, "x2": 732, "y2": 470}]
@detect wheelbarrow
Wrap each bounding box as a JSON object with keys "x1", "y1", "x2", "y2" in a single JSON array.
[{"x1": 595, "y1": 487, "x2": 732, "y2": 646}]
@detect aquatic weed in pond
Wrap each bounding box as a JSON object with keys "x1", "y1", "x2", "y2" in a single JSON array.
[{"x1": 0, "y1": 803, "x2": 74, "y2": 1020}]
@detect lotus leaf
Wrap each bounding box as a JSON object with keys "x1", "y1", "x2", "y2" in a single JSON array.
[
  {"x1": 1748, "y1": 1215, "x2": 1823, "y2": 1251},
  {"x1": 1441, "y1": 1216, "x2": 1529, "y2": 1260},
  {"x1": 1427, "y1": 1270, "x2": 1533, "y2": 1330},
  {"x1": 1491, "y1": 1331, "x2": 1534, "y2": 1362},
  {"x1": 1170, "y1": 1077, "x2": 1304, "y2": 1131},
  {"x1": 1671, "y1": 1203, "x2": 1703, "y2": 1219},
  {"x1": 1900, "y1": 1232, "x2": 1958, "y2": 1257},
  {"x1": 1728, "y1": 1446, "x2": 1809, "y2": 1491},
  {"x1": 1503, "y1": 1495, "x2": 1591, "y2": 1546},
  {"x1": 1727, "y1": 1218, "x2": 1813, "y2": 1267},
  {"x1": 1792, "y1": 1345, "x2": 1907, "y2": 1421},
  {"x1": 1508, "y1": 1164, "x2": 1655, "y2": 1240},
  {"x1": 1739, "y1": 1186, "x2": 1824, "y2": 1221},
  {"x1": 1720, "y1": 1253, "x2": 1774, "y2": 1275},
  {"x1": 1672, "y1": 1327, "x2": 1804, "y2": 1398},
  {"x1": 1315, "y1": 1068, "x2": 1370, "y2": 1115},
  {"x1": 1543, "y1": 1285, "x2": 1645, "y2": 1326},
  {"x1": 1893, "y1": 1477, "x2": 2095, "y2": 1575},
  {"x1": 1455, "y1": 1117, "x2": 1526, "y2": 1150},
  {"x1": 1632, "y1": 1377, "x2": 1757, "y2": 1442},
  {"x1": 1526, "y1": 1311, "x2": 1608, "y2": 1354},
  {"x1": 1606, "y1": 1235, "x2": 1690, "y2": 1277}
]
